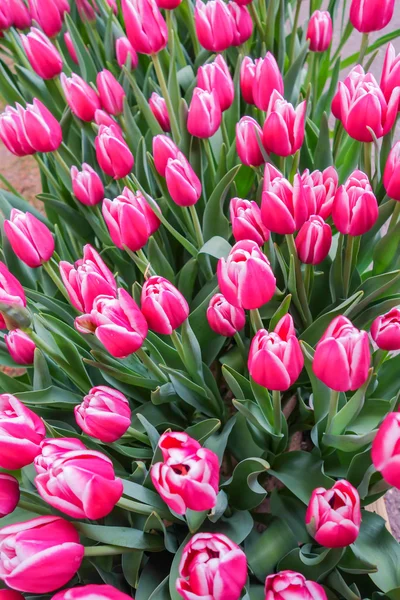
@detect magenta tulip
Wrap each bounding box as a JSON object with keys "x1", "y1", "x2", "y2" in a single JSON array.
[
  {"x1": 61, "y1": 73, "x2": 101, "y2": 122},
  {"x1": 300, "y1": 166, "x2": 338, "y2": 219},
  {"x1": 94, "y1": 109, "x2": 121, "y2": 130},
  {"x1": 381, "y1": 44, "x2": 400, "y2": 107},
  {"x1": 0, "y1": 262, "x2": 27, "y2": 329},
  {"x1": 152, "y1": 134, "x2": 180, "y2": 176},
  {"x1": 187, "y1": 87, "x2": 222, "y2": 138},
  {"x1": 149, "y1": 92, "x2": 171, "y2": 132},
  {"x1": 141, "y1": 276, "x2": 189, "y2": 334},
  {"x1": 97, "y1": 69, "x2": 126, "y2": 116},
  {"x1": 252, "y1": 52, "x2": 284, "y2": 111},
  {"x1": 64, "y1": 32, "x2": 79, "y2": 64},
  {"x1": 5, "y1": 329, "x2": 36, "y2": 365},
  {"x1": 240, "y1": 56, "x2": 256, "y2": 104},
  {"x1": 165, "y1": 152, "x2": 202, "y2": 206},
  {"x1": 371, "y1": 308, "x2": 400, "y2": 351},
  {"x1": 265, "y1": 571, "x2": 327, "y2": 600},
  {"x1": 4, "y1": 209, "x2": 54, "y2": 268},
  {"x1": 207, "y1": 293, "x2": 246, "y2": 336},
  {"x1": 0, "y1": 105, "x2": 35, "y2": 157},
  {"x1": 21, "y1": 28, "x2": 62, "y2": 79},
  {"x1": 236, "y1": 116, "x2": 264, "y2": 167},
  {"x1": 195, "y1": 0, "x2": 234, "y2": 52},
  {"x1": 227, "y1": 2, "x2": 253, "y2": 46},
  {"x1": 384, "y1": 141, "x2": 400, "y2": 200},
  {"x1": 0, "y1": 474, "x2": 20, "y2": 518},
  {"x1": 116, "y1": 37, "x2": 138, "y2": 69},
  {"x1": 95, "y1": 124, "x2": 134, "y2": 179},
  {"x1": 52, "y1": 585, "x2": 135, "y2": 600},
  {"x1": 121, "y1": 0, "x2": 168, "y2": 54},
  {"x1": 306, "y1": 10, "x2": 332, "y2": 52},
  {"x1": 17, "y1": 99, "x2": 62, "y2": 153},
  {"x1": 28, "y1": 0, "x2": 69, "y2": 37},
  {"x1": 0, "y1": 1, "x2": 12, "y2": 30},
  {"x1": 156, "y1": 0, "x2": 182, "y2": 8},
  {"x1": 197, "y1": 55, "x2": 234, "y2": 112},
  {"x1": 9, "y1": 0, "x2": 32, "y2": 29},
  {"x1": 332, "y1": 170, "x2": 378, "y2": 236},
  {"x1": 230, "y1": 197, "x2": 269, "y2": 245},
  {"x1": 0, "y1": 592, "x2": 24, "y2": 600},
  {"x1": 263, "y1": 90, "x2": 306, "y2": 157},
  {"x1": 295, "y1": 216, "x2": 332, "y2": 265},
  {"x1": 372, "y1": 412, "x2": 400, "y2": 489},
  {"x1": 71, "y1": 163, "x2": 104, "y2": 206},
  {"x1": 350, "y1": 0, "x2": 394, "y2": 33},
  {"x1": 75, "y1": 386, "x2": 131, "y2": 443}
]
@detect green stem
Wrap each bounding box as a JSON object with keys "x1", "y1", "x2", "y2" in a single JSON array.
[
  {"x1": 288, "y1": 0, "x2": 302, "y2": 65},
  {"x1": 43, "y1": 260, "x2": 70, "y2": 301},
  {"x1": 34, "y1": 155, "x2": 61, "y2": 191},
  {"x1": 272, "y1": 389, "x2": 282, "y2": 435},
  {"x1": 333, "y1": 122, "x2": 344, "y2": 160},
  {"x1": 248, "y1": 3, "x2": 264, "y2": 39},
  {"x1": 137, "y1": 248, "x2": 154, "y2": 276},
  {"x1": 278, "y1": 155, "x2": 285, "y2": 176},
  {"x1": 304, "y1": 264, "x2": 313, "y2": 299},
  {"x1": 202, "y1": 138, "x2": 216, "y2": 181},
  {"x1": 250, "y1": 309, "x2": 264, "y2": 333},
  {"x1": 343, "y1": 235, "x2": 355, "y2": 298},
  {"x1": 170, "y1": 329, "x2": 186, "y2": 366},
  {"x1": 373, "y1": 348, "x2": 388, "y2": 372},
  {"x1": 358, "y1": 33, "x2": 369, "y2": 66},
  {"x1": 388, "y1": 201, "x2": 400, "y2": 232},
  {"x1": 116, "y1": 497, "x2": 156, "y2": 516},
  {"x1": 221, "y1": 115, "x2": 230, "y2": 149},
  {"x1": 288, "y1": 150, "x2": 300, "y2": 183},
  {"x1": 54, "y1": 150, "x2": 71, "y2": 179},
  {"x1": 363, "y1": 142, "x2": 372, "y2": 180},
  {"x1": 326, "y1": 389, "x2": 340, "y2": 431},
  {"x1": 136, "y1": 347, "x2": 168, "y2": 382},
  {"x1": 188, "y1": 204, "x2": 204, "y2": 249},
  {"x1": 286, "y1": 234, "x2": 313, "y2": 327},
  {"x1": 84, "y1": 545, "x2": 133, "y2": 557},
  {"x1": 125, "y1": 426, "x2": 151, "y2": 445},
  {"x1": 18, "y1": 500, "x2": 51, "y2": 515},
  {"x1": 151, "y1": 53, "x2": 180, "y2": 144},
  {"x1": 234, "y1": 332, "x2": 248, "y2": 363}
]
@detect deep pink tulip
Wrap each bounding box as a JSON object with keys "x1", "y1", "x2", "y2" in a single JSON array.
[
  {"x1": 371, "y1": 308, "x2": 400, "y2": 351},
  {"x1": 52, "y1": 585, "x2": 135, "y2": 600},
  {"x1": 28, "y1": 0, "x2": 69, "y2": 37},
  {"x1": 0, "y1": 105, "x2": 35, "y2": 157},
  {"x1": 0, "y1": 261, "x2": 27, "y2": 329},
  {"x1": 230, "y1": 197, "x2": 269, "y2": 245},
  {"x1": 207, "y1": 293, "x2": 246, "y2": 337},
  {"x1": 350, "y1": 0, "x2": 394, "y2": 33},
  {"x1": 0, "y1": 474, "x2": 20, "y2": 518},
  {"x1": 75, "y1": 386, "x2": 131, "y2": 443},
  {"x1": 240, "y1": 56, "x2": 256, "y2": 104},
  {"x1": 300, "y1": 166, "x2": 338, "y2": 219},
  {"x1": 384, "y1": 141, "x2": 400, "y2": 200},
  {"x1": 9, "y1": 0, "x2": 32, "y2": 29},
  {"x1": 4, "y1": 209, "x2": 54, "y2": 268},
  {"x1": 0, "y1": 1, "x2": 12, "y2": 30},
  {"x1": 149, "y1": 92, "x2": 171, "y2": 132},
  {"x1": 236, "y1": 116, "x2": 264, "y2": 167},
  {"x1": 372, "y1": 412, "x2": 400, "y2": 488},
  {"x1": 0, "y1": 592, "x2": 24, "y2": 600},
  {"x1": 228, "y1": 2, "x2": 253, "y2": 46},
  {"x1": 35, "y1": 437, "x2": 89, "y2": 470},
  {"x1": 64, "y1": 32, "x2": 79, "y2": 64},
  {"x1": 71, "y1": 163, "x2": 104, "y2": 206},
  {"x1": 0, "y1": 516, "x2": 84, "y2": 593},
  {"x1": 59, "y1": 244, "x2": 117, "y2": 313},
  {"x1": 195, "y1": 0, "x2": 234, "y2": 52},
  {"x1": 97, "y1": 69, "x2": 126, "y2": 116},
  {"x1": 381, "y1": 44, "x2": 400, "y2": 107},
  {"x1": 95, "y1": 124, "x2": 134, "y2": 179},
  {"x1": 332, "y1": 65, "x2": 372, "y2": 120},
  {"x1": 306, "y1": 480, "x2": 361, "y2": 547},
  {"x1": 121, "y1": 0, "x2": 168, "y2": 54},
  {"x1": 21, "y1": 28, "x2": 62, "y2": 79},
  {"x1": 306, "y1": 10, "x2": 332, "y2": 52},
  {"x1": 76, "y1": 0, "x2": 97, "y2": 19},
  {"x1": 21, "y1": 99, "x2": 62, "y2": 152},
  {"x1": 252, "y1": 52, "x2": 284, "y2": 111},
  {"x1": 61, "y1": 73, "x2": 101, "y2": 122},
  {"x1": 265, "y1": 571, "x2": 327, "y2": 600},
  {"x1": 197, "y1": 55, "x2": 234, "y2": 112},
  {"x1": 187, "y1": 87, "x2": 222, "y2": 138},
  {"x1": 176, "y1": 532, "x2": 247, "y2": 600},
  {"x1": 332, "y1": 170, "x2": 378, "y2": 236},
  {"x1": 141, "y1": 276, "x2": 189, "y2": 334},
  {"x1": 94, "y1": 109, "x2": 121, "y2": 130},
  {"x1": 261, "y1": 163, "x2": 309, "y2": 235},
  {"x1": 103, "y1": 187, "x2": 160, "y2": 251},
  {"x1": 116, "y1": 37, "x2": 138, "y2": 69},
  {"x1": 34, "y1": 438, "x2": 123, "y2": 519},
  {"x1": 295, "y1": 216, "x2": 332, "y2": 265},
  {"x1": 217, "y1": 240, "x2": 276, "y2": 309},
  {"x1": 0, "y1": 394, "x2": 45, "y2": 470},
  {"x1": 263, "y1": 90, "x2": 306, "y2": 157},
  {"x1": 5, "y1": 329, "x2": 36, "y2": 365},
  {"x1": 165, "y1": 152, "x2": 202, "y2": 206},
  {"x1": 156, "y1": 0, "x2": 182, "y2": 8},
  {"x1": 152, "y1": 134, "x2": 180, "y2": 176},
  {"x1": 313, "y1": 315, "x2": 371, "y2": 391},
  {"x1": 75, "y1": 288, "x2": 148, "y2": 358},
  {"x1": 151, "y1": 432, "x2": 219, "y2": 514}
]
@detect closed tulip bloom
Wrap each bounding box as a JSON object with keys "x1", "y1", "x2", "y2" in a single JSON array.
[
  {"x1": 95, "y1": 124, "x2": 134, "y2": 179},
  {"x1": 176, "y1": 532, "x2": 247, "y2": 600},
  {"x1": 372, "y1": 412, "x2": 400, "y2": 488},
  {"x1": 64, "y1": 32, "x2": 79, "y2": 64},
  {"x1": 22, "y1": 99, "x2": 62, "y2": 152},
  {"x1": 97, "y1": 69, "x2": 126, "y2": 116},
  {"x1": 121, "y1": 0, "x2": 168, "y2": 54},
  {"x1": 61, "y1": 73, "x2": 101, "y2": 122},
  {"x1": 0, "y1": 1, "x2": 12, "y2": 30},
  {"x1": 384, "y1": 141, "x2": 400, "y2": 200},
  {"x1": 207, "y1": 293, "x2": 246, "y2": 337},
  {"x1": 332, "y1": 170, "x2": 378, "y2": 236},
  {"x1": 21, "y1": 28, "x2": 62, "y2": 79},
  {"x1": 151, "y1": 432, "x2": 219, "y2": 514},
  {"x1": 75, "y1": 288, "x2": 148, "y2": 358},
  {"x1": 300, "y1": 166, "x2": 338, "y2": 219},
  {"x1": 350, "y1": 0, "x2": 394, "y2": 33},
  {"x1": 306, "y1": 10, "x2": 332, "y2": 52},
  {"x1": 156, "y1": 0, "x2": 182, "y2": 8},
  {"x1": 103, "y1": 187, "x2": 160, "y2": 251},
  {"x1": 165, "y1": 152, "x2": 202, "y2": 206},
  {"x1": 230, "y1": 197, "x2": 269, "y2": 245},
  {"x1": 75, "y1": 386, "x2": 131, "y2": 443},
  {"x1": 0, "y1": 394, "x2": 45, "y2": 470},
  {"x1": 0, "y1": 262, "x2": 27, "y2": 329},
  {"x1": 265, "y1": 571, "x2": 327, "y2": 600},
  {"x1": 28, "y1": 0, "x2": 69, "y2": 37},
  {"x1": 240, "y1": 56, "x2": 256, "y2": 104},
  {"x1": 149, "y1": 92, "x2": 171, "y2": 132},
  {"x1": 76, "y1": 0, "x2": 96, "y2": 19},
  {"x1": 59, "y1": 244, "x2": 117, "y2": 313},
  {"x1": 331, "y1": 65, "x2": 372, "y2": 120},
  {"x1": 0, "y1": 593, "x2": 24, "y2": 600},
  {"x1": 197, "y1": 55, "x2": 234, "y2": 112},
  {"x1": 263, "y1": 91, "x2": 307, "y2": 157},
  {"x1": 94, "y1": 109, "x2": 121, "y2": 130},
  {"x1": 252, "y1": 52, "x2": 284, "y2": 111},
  {"x1": 295, "y1": 216, "x2": 332, "y2": 265},
  {"x1": 0, "y1": 105, "x2": 35, "y2": 157},
  {"x1": 371, "y1": 308, "x2": 400, "y2": 351},
  {"x1": 5, "y1": 329, "x2": 36, "y2": 365},
  {"x1": 0, "y1": 516, "x2": 84, "y2": 593},
  {"x1": 0, "y1": 474, "x2": 20, "y2": 518},
  {"x1": 71, "y1": 163, "x2": 104, "y2": 206},
  {"x1": 228, "y1": 2, "x2": 253, "y2": 45},
  {"x1": 236, "y1": 116, "x2": 264, "y2": 167},
  {"x1": 381, "y1": 44, "x2": 400, "y2": 106},
  {"x1": 187, "y1": 87, "x2": 222, "y2": 138},
  {"x1": 313, "y1": 315, "x2": 371, "y2": 391},
  {"x1": 152, "y1": 134, "x2": 180, "y2": 176},
  {"x1": 4, "y1": 209, "x2": 54, "y2": 268},
  {"x1": 195, "y1": 0, "x2": 234, "y2": 52},
  {"x1": 9, "y1": 0, "x2": 32, "y2": 29},
  {"x1": 53, "y1": 585, "x2": 135, "y2": 600},
  {"x1": 35, "y1": 437, "x2": 89, "y2": 472},
  {"x1": 116, "y1": 37, "x2": 138, "y2": 69},
  {"x1": 141, "y1": 276, "x2": 189, "y2": 334},
  {"x1": 217, "y1": 240, "x2": 276, "y2": 309},
  {"x1": 306, "y1": 480, "x2": 361, "y2": 547}
]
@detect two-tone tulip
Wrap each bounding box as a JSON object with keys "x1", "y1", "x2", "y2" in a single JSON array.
[
  {"x1": 306, "y1": 10, "x2": 333, "y2": 52},
  {"x1": 71, "y1": 163, "x2": 104, "y2": 206},
  {"x1": 207, "y1": 293, "x2": 246, "y2": 337},
  {"x1": 5, "y1": 329, "x2": 36, "y2": 365},
  {"x1": 115, "y1": 37, "x2": 138, "y2": 69},
  {"x1": 121, "y1": 0, "x2": 168, "y2": 54},
  {"x1": 332, "y1": 170, "x2": 378, "y2": 236},
  {"x1": 195, "y1": 0, "x2": 234, "y2": 52},
  {"x1": 28, "y1": 0, "x2": 70, "y2": 37},
  {"x1": 197, "y1": 55, "x2": 234, "y2": 112},
  {"x1": 75, "y1": 386, "x2": 131, "y2": 443},
  {"x1": 230, "y1": 197, "x2": 269, "y2": 245},
  {"x1": 300, "y1": 167, "x2": 338, "y2": 219},
  {"x1": 236, "y1": 116, "x2": 264, "y2": 167},
  {"x1": 21, "y1": 28, "x2": 62, "y2": 79},
  {"x1": 95, "y1": 124, "x2": 134, "y2": 179},
  {"x1": 252, "y1": 52, "x2": 284, "y2": 111},
  {"x1": 263, "y1": 91, "x2": 307, "y2": 157},
  {"x1": 240, "y1": 56, "x2": 256, "y2": 104},
  {"x1": 384, "y1": 141, "x2": 400, "y2": 200},
  {"x1": 381, "y1": 44, "x2": 400, "y2": 107},
  {"x1": 350, "y1": 0, "x2": 394, "y2": 33},
  {"x1": 371, "y1": 308, "x2": 400, "y2": 351},
  {"x1": 149, "y1": 93, "x2": 171, "y2": 132},
  {"x1": 4, "y1": 209, "x2": 54, "y2": 268},
  {"x1": 295, "y1": 216, "x2": 332, "y2": 265},
  {"x1": 141, "y1": 276, "x2": 189, "y2": 334},
  {"x1": 187, "y1": 87, "x2": 222, "y2": 138},
  {"x1": 0, "y1": 262, "x2": 27, "y2": 329},
  {"x1": 372, "y1": 412, "x2": 400, "y2": 489},
  {"x1": 228, "y1": 2, "x2": 253, "y2": 46},
  {"x1": 97, "y1": 69, "x2": 126, "y2": 116},
  {"x1": 152, "y1": 134, "x2": 180, "y2": 176},
  {"x1": 165, "y1": 152, "x2": 202, "y2": 206},
  {"x1": 61, "y1": 73, "x2": 101, "y2": 122}
]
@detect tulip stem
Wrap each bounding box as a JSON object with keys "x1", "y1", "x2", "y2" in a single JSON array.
[
  {"x1": 234, "y1": 332, "x2": 248, "y2": 363},
  {"x1": 202, "y1": 139, "x2": 216, "y2": 181},
  {"x1": 272, "y1": 390, "x2": 282, "y2": 435},
  {"x1": 136, "y1": 347, "x2": 168, "y2": 382},
  {"x1": 373, "y1": 349, "x2": 388, "y2": 372},
  {"x1": 250, "y1": 309, "x2": 264, "y2": 333},
  {"x1": 326, "y1": 389, "x2": 340, "y2": 431},
  {"x1": 388, "y1": 201, "x2": 400, "y2": 232},
  {"x1": 84, "y1": 545, "x2": 134, "y2": 557},
  {"x1": 342, "y1": 234, "x2": 355, "y2": 298},
  {"x1": 221, "y1": 116, "x2": 230, "y2": 150},
  {"x1": 248, "y1": 3, "x2": 264, "y2": 40},
  {"x1": 125, "y1": 426, "x2": 151, "y2": 445},
  {"x1": 358, "y1": 33, "x2": 369, "y2": 66},
  {"x1": 286, "y1": 234, "x2": 313, "y2": 328},
  {"x1": 188, "y1": 205, "x2": 204, "y2": 249},
  {"x1": 288, "y1": 0, "x2": 302, "y2": 66},
  {"x1": 53, "y1": 150, "x2": 72, "y2": 180},
  {"x1": 363, "y1": 142, "x2": 372, "y2": 180},
  {"x1": 151, "y1": 53, "x2": 181, "y2": 144},
  {"x1": 42, "y1": 260, "x2": 71, "y2": 302},
  {"x1": 304, "y1": 264, "x2": 314, "y2": 299},
  {"x1": 18, "y1": 500, "x2": 51, "y2": 515},
  {"x1": 170, "y1": 329, "x2": 186, "y2": 366}
]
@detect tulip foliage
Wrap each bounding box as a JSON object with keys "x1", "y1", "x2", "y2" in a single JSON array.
[{"x1": 1, "y1": 0, "x2": 400, "y2": 599}]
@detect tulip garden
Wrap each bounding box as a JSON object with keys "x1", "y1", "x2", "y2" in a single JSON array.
[{"x1": 1, "y1": 0, "x2": 400, "y2": 598}]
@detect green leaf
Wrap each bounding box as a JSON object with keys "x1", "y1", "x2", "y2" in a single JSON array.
[
  {"x1": 330, "y1": 372, "x2": 372, "y2": 435},
  {"x1": 270, "y1": 489, "x2": 311, "y2": 543},
  {"x1": 202, "y1": 166, "x2": 240, "y2": 242},
  {"x1": 124, "y1": 69, "x2": 164, "y2": 136},
  {"x1": 15, "y1": 386, "x2": 81, "y2": 406},
  {"x1": 339, "y1": 545, "x2": 378, "y2": 575},
  {"x1": 322, "y1": 430, "x2": 377, "y2": 452},
  {"x1": 301, "y1": 341, "x2": 331, "y2": 424},
  {"x1": 373, "y1": 221, "x2": 400, "y2": 275},
  {"x1": 284, "y1": 42, "x2": 309, "y2": 105},
  {"x1": 314, "y1": 113, "x2": 333, "y2": 170},
  {"x1": 75, "y1": 523, "x2": 164, "y2": 551},
  {"x1": 181, "y1": 320, "x2": 204, "y2": 384},
  {"x1": 65, "y1": 14, "x2": 98, "y2": 82},
  {"x1": 222, "y1": 457, "x2": 270, "y2": 510},
  {"x1": 246, "y1": 518, "x2": 298, "y2": 581},
  {"x1": 185, "y1": 419, "x2": 221, "y2": 443},
  {"x1": 199, "y1": 236, "x2": 232, "y2": 259},
  {"x1": 269, "y1": 294, "x2": 292, "y2": 331},
  {"x1": 279, "y1": 546, "x2": 344, "y2": 581}
]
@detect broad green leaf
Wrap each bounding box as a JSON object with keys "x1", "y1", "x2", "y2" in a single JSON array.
[{"x1": 222, "y1": 457, "x2": 270, "y2": 510}]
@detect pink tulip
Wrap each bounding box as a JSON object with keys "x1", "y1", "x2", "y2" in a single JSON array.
[
  {"x1": 0, "y1": 592, "x2": 24, "y2": 600},
  {"x1": 4, "y1": 209, "x2": 54, "y2": 268},
  {"x1": 35, "y1": 437, "x2": 89, "y2": 469},
  {"x1": 236, "y1": 116, "x2": 264, "y2": 167},
  {"x1": 300, "y1": 166, "x2": 338, "y2": 219},
  {"x1": 103, "y1": 187, "x2": 160, "y2": 251},
  {"x1": 94, "y1": 109, "x2": 121, "y2": 130},
  {"x1": 75, "y1": 288, "x2": 148, "y2": 357},
  {"x1": 384, "y1": 141, "x2": 400, "y2": 200},
  {"x1": 61, "y1": 73, "x2": 101, "y2": 122},
  {"x1": 187, "y1": 87, "x2": 222, "y2": 138},
  {"x1": 152, "y1": 134, "x2": 180, "y2": 176},
  {"x1": 121, "y1": 0, "x2": 168, "y2": 54},
  {"x1": 157, "y1": 0, "x2": 182, "y2": 8},
  {"x1": 0, "y1": 1, "x2": 12, "y2": 30},
  {"x1": 240, "y1": 56, "x2": 256, "y2": 104},
  {"x1": 265, "y1": 571, "x2": 327, "y2": 600},
  {"x1": 5, "y1": 329, "x2": 36, "y2": 364},
  {"x1": 306, "y1": 480, "x2": 361, "y2": 547},
  {"x1": 263, "y1": 91, "x2": 307, "y2": 157},
  {"x1": 350, "y1": 0, "x2": 394, "y2": 33},
  {"x1": 176, "y1": 532, "x2": 247, "y2": 600},
  {"x1": 195, "y1": 0, "x2": 235, "y2": 52},
  {"x1": 306, "y1": 10, "x2": 333, "y2": 52},
  {"x1": 0, "y1": 105, "x2": 36, "y2": 157},
  {"x1": 141, "y1": 276, "x2": 189, "y2": 334},
  {"x1": 151, "y1": 432, "x2": 219, "y2": 514},
  {"x1": 21, "y1": 28, "x2": 62, "y2": 79},
  {"x1": 0, "y1": 474, "x2": 20, "y2": 518},
  {"x1": 0, "y1": 262, "x2": 27, "y2": 329},
  {"x1": 64, "y1": 32, "x2": 79, "y2": 64},
  {"x1": 76, "y1": 0, "x2": 97, "y2": 19},
  {"x1": 165, "y1": 152, "x2": 202, "y2": 206},
  {"x1": 230, "y1": 197, "x2": 269, "y2": 245},
  {"x1": 116, "y1": 37, "x2": 138, "y2": 69},
  {"x1": 197, "y1": 55, "x2": 234, "y2": 112},
  {"x1": 371, "y1": 308, "x2": 400, "y2": 351},
  {"x1": 295, "y1": 216, "x2": 332, "y2": 265},
  {"x1": 313, "y1": 315, "x2": 371, "y2": 391},
  {"x1": 28, "y1": 0, "x2": 69, "y2": 37},
  {"x1": 97, "y1": 69, "x2": 126, "y2": 116},
  {"x1": 332, "y1": 65, "x2": 371, "y2": 119},
  {"x1": 52, "y1": 585, "x2": 135, "y2": 600},
  {"x1": 59, "y1": 244, "x2": 117, "y2": 313},
  {"x1": 71, "y1": 163, "x2": 104, "y2": 206},
  {"x1": 0, "y1": 394, "x2": 45, "y2": 470},
  {"x1": 372, "y1": 412, "x2": 400, "y2": 488},
  {"x1": 149, "y1": 92, "x2": 171, "y2": 132},
  {"x1": 217, "y1": 240, "x2": 276, "y2": 309},
  {"x1": 75, "y1": 386, "x2": 131, "y2": 443},
  {"x1": 21, "y1": 99, "x2": 62, "y2": 152},
  {"x1": 332, "y1": 170, "x2": 378, "y2": 236},
  {"x1": 252, "y1": 52, "x2": 284, "y2": 111},
  {"x1": 8, "y1": 0, "x2": 32, "y2": 29},
  {"x1": 207, "y1": 293, "x2": 246, "y2": 336},
  {"x1": 381, "y1": 44, "x2": 400, "y2": 107},
  {"x1": 95, "y1": 124, "x2": 134, "y2": 179},
  {"x1": 228, "y1": 2, "x2": 253, "y2": 46}
]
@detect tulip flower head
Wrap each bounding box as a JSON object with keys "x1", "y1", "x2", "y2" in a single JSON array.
[
  {"x1": 265, "y1": 571, "x2": 327, "y2": 600},
  {"x1": 4, "y1": 209, "x2": 55, "y2": 268},
  {"x1": 207, "y1": 293, "x2": 246, "y2": 336},
  {"x1": 141, "y1": 276, "x2": 189, "y2": 334},
  {"x1": 230, "y1": 197, "x2": 270, "y2": 245},
  {"x1": 187, "y1": 87, "x2": 222, "y2": 138},
  {"x1": 236, "y1": 116, "x2": 265, "y2": 167},
  {"x1": 64, "y1": 32, "x2": 79, "y2": 64},
  {"x1": 384, "y1": 141, "x2": 400, "y2": 200},
  {"x1": 96, "y1": 69, "x2": 126, "y2": 116},
  {"x1": 372, "y1": 412, "x2": 400, "y2": 489},
  {"x1": 21, "y1": 28, "x2": 63, "y2": 79},
  {"x1": 71, "y1": 163, "x2": 105, "y2": 206},
  {"x1": 371, "y1": 308, "x2": 400, "y2": 351},
  {"x1": 197, "y1": 54, "x2": 234, "y2": 112},
  {"x1": 332, "y1": 170, "x2": 378, "y2": 236},
  {"x1": 121, "y1": 0, "x2": 168, "y2": 54},
  {"x1": 300, "y1": 166, "x2": 338, "y2": 219},
  {"x1": 240, "y1": 56, "x2": 257, "y2": 104},
  {"x1": 28, "y1": 0, "x2": 70, "y2": 38},
  {"x1": 0, "y1": 261, "x2": 27, "y2": 329},
  {"x1": 227, "y1": 2, "x2": 253, "y2": 46},
  {"x1": 252, "y1": 52, "x2": 284, "y2": 111},
  {"x1": 52, "y1": 585, "x2": 135, "y2": 600},
  {"x1": 152, "y1": 134, "x2": 180, "y2": 176},
  {"x1": 165, "y1": 152, "x2": 202, "y2": 206},
  {"x1": 95, "y1": 124, "x2": 134, "y2": 179},
  {"x1": 195, "y1": 0, "x2": 235, "y2": 52},
  {"x1": 0, "y1": 474, "x2": 20, "y2": 518},
  {"x1": 350, "y1": 0, "x2": 394, "y2": 33},
  {"x1": 263, "y1": 90, "x2": 307, "y2": 157},
  {"x1": 5, "y1": 329, "x2": 36, "y2": 365},
  {"x1": 116, "y1": 37, "x2": 138, "y2": 69},
  {"x1": 75, "y1": 386, "x2": 132, "y2": 443},
  {"x1": 306, "y1": 10, "x2": 333, "y2": 52},
  {"x1": 295, "y1": 215, "x2": 332, "y2": 265},
  {"x1": 61, "y1": 73, "x2": 101, "y2": 122},
  {"x1": 149, "y1": 92, "x2": 171, "y2": 132}
]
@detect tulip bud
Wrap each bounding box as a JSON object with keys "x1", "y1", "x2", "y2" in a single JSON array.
[
  {"x1": 207, "y1": 293, "x2": 246, "y2": 336},
  {"x1": 20, "y1": 99, "x2": 62, "y2": 153},
  {"x1": 306, "y1": 10, "x2": 333, "y2": 52},
  {"x1": 0, "y1": 105, "x2": 35, "y2": 157},
  {"x1": 0, "y1": 0, "x2": 12, "y2": 30},
  {"x1": 228, "y1": 2, "x2": 253, "y2": 45},
  {"x1": 151, "y1": 432, "x2": 220, "y2": 514},
  {"x1": 71, "y1": 163, "x2": 104, "y2": 206},
  {"x1": 4, "y1": 209, "x2": 54, "y2": 268},
  {"x1": 103, "y1": 187, "x2": 160, "y2": 251},
  {"x1": 0, "y1": 474, "x2": 20, "y2": 518},
  {"x1": 0, "y1": 592, "x2": 24, "y2": 600},
  {"x1": 61, "y1": 73, "x2": 101, "y2": 122},
  {"x1": 156, "y1": 0, "x2": 182, "y2": 8},
  {"x1": 64, "y1": 32, "x2": 79, "y2": 64},
  {"x1": 116, "y1": 37, "x2": 138, "y2": 70},
  {"x1": 187, "y1": 87, "x2": 222, "y2": 138},
  {"x1": 121, "y1": 0, "x2": 168, "y2": 54},
  {"x1": 0, "y1": 261, "x2": 27, "y2": 329},
  {"x1": 195, "y1": 0, "x2": 235, "y2": 52},
  {"x1": 197, "y1": 55, "x2": 234, "y2": 112},
  {"x1": 165, "y1": 152, "x2": 202, "y2": 206},
  {"x1": 5, "y1": 329, "x2": 36, "y2": 365},
  {"x1": 253, "y1": 52, "x2": 284, "y2": 111},
  {"x1": 332, "y1": 170, "x2": 378, "y2": 236},
  {"x1": 94, "y1": 109, "x2": 121, "y2": 130},
  {"x1": 95, "y1": 124, "x2": 134, "y2": 179},
  {"x1": 371, "y1": 308, "x2": 400, "y2": 351},
  {"x1": 97, "y1": 69, "x2": 126, "y2": 116},
  {"x1": 331, "y1": 65, "x2": 372, "y2": 120},
  {"x1": 75, "y1": 386, "x2": 131, "y2": 443},
  {"x1": 217, "y1": 240, "x2": 276, "y2": 309},
  {"x1": 372, "y1": 412, "x2": 400, "y2": 488},
  {"x1": 236, "y1": 116, "x2": 264, "y2": 167},
  {"x1": 300, "y1": 166, "x2": 338, "y2": 219},
  {"x1": 350, "y1": 0, "x2": 394, "y2": 33},
  {"x1": 240, "y1": 56, "x2": 256, "y2": 104},
  {"x1": 76, "y1": 0, "x2": 96, "y2": 19},
  {"x1": 152, "y1": 134, "x2": 180, "y2": 176},
  {"x1": 176, "y1": 532, "x2": 247, "y2": 600},
  {"x1": 265, "y1": 571, "x2": 327, "y2": 600},
  {"x1": 383, "y1": 141, "x2": 400, "y2": 200},
  {"x1": 313, "y1": 315, "x2": 371, "y2": 391},
  {"x1": 21, "y1": 28, "x2": 62, "y2": 79},
  {"x1": 263, "y1": 91, "x2": 307, "y2": 157},
  {"x1": 149, "y1": 92, "x2": 171, "y2": 132},
  {"x1": 28, "y1": 0, "x2": 70, "y2": 38},
  {"x1": 53, "y1": 585, "x2": 135, "y2": 600},
  {"x1": 230, "y1": 197, "x2": 269, "y2": 245},
  {"x1": 295, "y1": 216, "x2": 332, "y2": 265},
  {"x1": 9, "y1": 0, "x2": 32, "y2": 29},
  {"x1": 306, "y1": 480, "x2": 361, "y2": 547},
  {"x1": 141, "y1": 276, "x2": 189, "y2": 334},
  {"x1": 381, "y1": 44, "x2": 400, "y2": 107}
]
